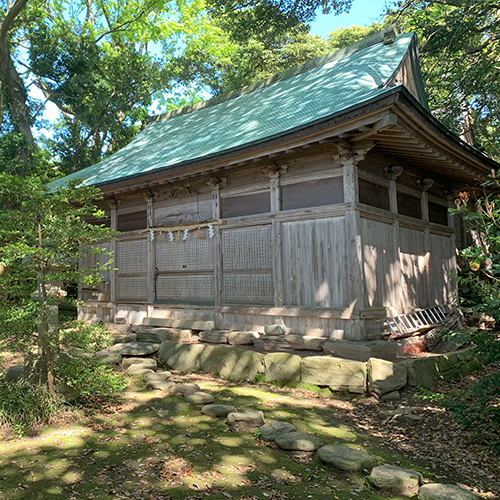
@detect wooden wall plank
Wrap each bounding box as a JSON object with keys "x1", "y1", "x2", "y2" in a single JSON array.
[
  {"x1": 360, "y1": 217, "x2": 394, "y2": 308},
  {"x1": 399, "y1": 226, "x2": 426, "y2": 308},
  {"x1": 281, "y1": 217, "x2": 348, "y2": 308}
]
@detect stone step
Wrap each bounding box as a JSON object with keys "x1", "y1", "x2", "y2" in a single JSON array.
[{"x1": 143, "y1": 317, "x2": 215, "y2": 330}]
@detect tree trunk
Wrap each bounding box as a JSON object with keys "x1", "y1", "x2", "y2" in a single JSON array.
[{"x1": 0, "y1": 0, "x2": 34, "y2": 165}]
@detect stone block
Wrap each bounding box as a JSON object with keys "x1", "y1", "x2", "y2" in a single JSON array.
[
  {"x1": 67, "y1": 347, "x2": 91, "y2": 357},
  {"x1": 264, "y1": 352, "x2": 301, "y2": 382},
  {"x1": 367, "y1": 358, "x2": 407, "y2": 396},
  {"x1": 121, "y1": 357, "x2": 157, "y2": 370},
  {"x1": 137, "y1": 328, "x2": 192, "y2": 343},
  {"x1": 300, "y1": 356, "x2": 366, "y2": 394},
  {"x1": 199, "y1": 330, "x2": 230, "y2": 344},
  {"x1": 323, "y1": 339, "x2": 403, "y2": 362},
  {"x1": 94, "y1": 352, "x2": 122, "y2": 365},
  {"x1": 112, "y1": 333, "x2": 137, "y2": 344},
  {"x1": 227, "y1": 331, "x2": 260, "y2": 346},
  {"x1": 403, "y1": 357, "x2": 440, "y2": 388},
  {"x1": 380, "y1": 391, "x2": 401, "y2": 401},
  {"x1": 317, "y1": 445, "x2": 373, "y2": 471},
  {"x1": 5, "y1": 365, "x2": 25, "y2": 383},
  {"x1": 264, "y1": 324, "x2": 289, "y2": 336},
  {"x1": 143, "y1": 318, "x2": 215, "y2": 330},
  {"x1": 108, "y1": 342, "x2": 160, "y2": 356},
  {"x1": 104, "y1": 322, "x2": 130, "y2": 333},
  {"x1": 200, "y1": 345, "x2": 264, "y2": 380},
  {"x1": 255, "y1": 335, "x2": 325, "y2": 351},
  {"x1": 143, "y1": 371, "x2": 171, "y2": 382},
  {"x1": 157, "y1": 341, "x2": 205, "y2": 372},
  {"x1": 126, "y1": 367, "x2": 155, "y2": 376}
]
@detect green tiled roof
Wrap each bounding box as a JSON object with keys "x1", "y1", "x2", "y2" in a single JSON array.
[{"x1": 53, "y1": 31, "x2": 422, "y2": 188}]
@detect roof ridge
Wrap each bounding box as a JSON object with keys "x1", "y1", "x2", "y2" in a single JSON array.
[{"x1": 147, "y1": 24, "x2": 401, "y2": 125}]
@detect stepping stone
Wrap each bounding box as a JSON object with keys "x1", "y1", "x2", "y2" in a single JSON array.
[
  {"x1": 202, "y1": 404, "x2": 236, "y2": 418},
  {"x1": 274, "y1": 432, "x2": 320, "y2": 451},
  {"x1": 258, "y1": 421, "x2": 296, "y2": 441},
  {"x1": 199, "y1": 330, "x2": 231, "y2": 344},
  {"x1": 143, "y1": 371, "x2": 172, "y2": 382},
  {"x1": 95, "y1": 352, "x2": 122, "y2": 365},
  {"x1": 317, "y1": 445, "x2": 373, "y2": 471},
  {"x1": 127, "y1": 367, "x2": 155, "y2": 376},
  {"x1": 419, "y1": 484, "x2": 479, "y2": 500},
  {"x1": 185, "y1": 392, "x2": 216, "y2": 405},
  {"x1": 170, "y1": 383, "x2": 201, "y2": 396},
  {"x1": 368, "y1": 465, "x2": 423, "y2": 496},
  {"x1": 121, "y1": 357, "x2": 157, "y2": 370},
  {"x1": 227, "y1": 411, "x2": 265, "y2": 431},
  {"x1": 227, "y1": 331, "x2": 259, "y2": 346},
  {"x1": 146, "y1": 380, "x2": 176, "y2": 391},
  {"x1": 108, "y1": 342, "x2": 160, "y2": 356}
]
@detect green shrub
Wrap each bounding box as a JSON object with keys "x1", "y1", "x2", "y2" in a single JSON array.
[
  {"x1": 58, "y1": 355, "x2": 126, "y2": 397},
  {"x1": 0, "y1": 380, "x2": 64, "y2": 437},
  {"x1": 60, "y1": 320, "x2": 113, "y2": 352}
]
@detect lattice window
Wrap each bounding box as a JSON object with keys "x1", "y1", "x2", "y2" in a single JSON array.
[
  {"x1": 223, "y1": 226, "x2": 272, "y2": 271},
  {"x1": 156, "y1": 275, "x2": 215, "y2": 304},
  {"x1": 223, "y1": 274, "x2": 273, "y2": 304},
  {"x1": 117, "y1": 276, "x2": 148, "y2": 301},
  {"x1": 156, "y1": 235, "x2": 214, "y2": 272},
  {"x1": 117, "y1": 239, "x2": 148, "y2": 273},
  {"x1": 222, "y1": 225, "x2": 273, "y2": 304}
]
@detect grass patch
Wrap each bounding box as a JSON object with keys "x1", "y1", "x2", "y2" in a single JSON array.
[{"x1": 0, "y1": 380, "x2": 64, "y2": 437}]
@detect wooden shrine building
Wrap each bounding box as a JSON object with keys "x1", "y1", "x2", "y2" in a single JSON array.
[{"x1": 54, "y1": 27, "x2": 498, "y2": 340}]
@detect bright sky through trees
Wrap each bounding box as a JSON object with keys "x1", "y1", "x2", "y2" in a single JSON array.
[{"x1": 311, "y1": 0, "x2": 391, "y2": 36}]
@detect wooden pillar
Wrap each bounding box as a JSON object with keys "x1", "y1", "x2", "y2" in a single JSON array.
[
  {"x1": 385, "y1": 166, "x2": 403, "y2": 312},
  {"x1": 107, "y1": 198, "x2": 121, "y2": 320},
  {"x1": 265, "y1": 164, "x2": 287, "y2": 310},
  {"x1": 144, "y1": 192, "x2": 157, "y2": 317},
  {"x1": 339, "y1": 142, "x2": 370, "y2": 340},
  {"x1": 446, "y1": 190, "x2": 458, "y2": 307},
  {"x1": 418, "y1": 178, "x2": 434, "y2": 307},
  {"x1": 208, "y1": 177, "x2": 226, "y2": 328}
]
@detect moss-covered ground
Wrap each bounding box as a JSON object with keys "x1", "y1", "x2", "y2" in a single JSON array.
[{"x1": 0, "y1": 372, "x2": 455, "y2": 500}]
